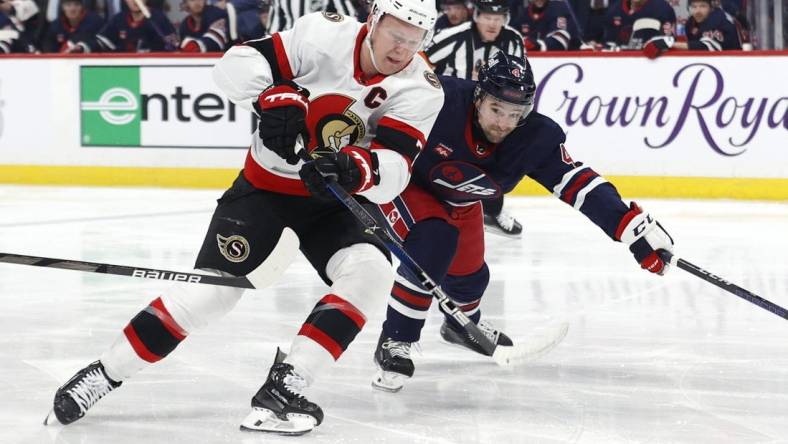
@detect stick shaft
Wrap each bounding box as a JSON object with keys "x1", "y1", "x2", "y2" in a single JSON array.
[
  {"x1": 0, "y1": 252, "x2": 255, "y2": 289},
  {"x1": 659, "y1": 250, "x2": 788, "y2": 320}
]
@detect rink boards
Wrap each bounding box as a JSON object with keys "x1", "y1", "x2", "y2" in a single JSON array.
[{"x1": 0, "y1": 52, "x2": 786, "y2": 199}]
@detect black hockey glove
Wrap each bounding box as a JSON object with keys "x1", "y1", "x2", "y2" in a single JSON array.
[
  {"x1": 615, "y1": 202, "x2": 675, "y2": 275},
  {"x1": 299, "y1": 146, "x2": 380, "y2": 201},
  {"x1": 255, "y1": 80, "x2": 310, "y2": 165}
]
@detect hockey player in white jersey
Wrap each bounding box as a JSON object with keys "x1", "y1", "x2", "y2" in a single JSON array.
[{"x1": 45, "y1": 0, "x2": 443, "y2": 436}]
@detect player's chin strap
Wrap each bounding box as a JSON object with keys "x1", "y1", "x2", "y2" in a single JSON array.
[{"x1": 365, "y1": 33, "x2": 385, "y2": 75}]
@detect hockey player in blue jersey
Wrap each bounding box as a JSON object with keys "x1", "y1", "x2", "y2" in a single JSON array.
[
  {"x1": 511, "y1": 0, "x2": 579, "y2": 51},
  {"x1": 179, "y1": 0, "x2": 229, "y2": 52},
  {"x1": 372, "y1": 52, "x2": 676, "y2": 392},
  {"x1": 73, "y1": 0, "x2": 178, "y2": 52},
  {"x1": 642, "y1": 0, "x2": 742, "y2": 58},
  {"x1": 42, "y1": 0, "x2": 104, "y2": 53},
  {"x1": 603, "y1": 0, "x2": 676, "y2": 50}
]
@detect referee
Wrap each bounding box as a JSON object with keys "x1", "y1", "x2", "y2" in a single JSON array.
[
  {"x1": 425, "y1": 0, "x2": 526, "y2": 238},
  {"x1": 425, "y1": 0, "x2": 524, "y2": 80},
  {"x1": 267, "y1": 0, "x2": 360, "y2": 33}
]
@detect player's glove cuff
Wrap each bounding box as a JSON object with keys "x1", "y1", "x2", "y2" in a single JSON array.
[
  {"x1": 255, "y1": 80, "x2": 310, "y2": 114},
  {"x1": 340, "y1": 146, "x2": 380, "y2": 193},
  {"x1": 615, "y1": 202, "x2": 675, "y2": 275}
]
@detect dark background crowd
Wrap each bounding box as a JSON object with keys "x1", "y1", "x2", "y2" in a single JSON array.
[{"x1": 0, "y1": 0, "x2": 780, "y2": 56}]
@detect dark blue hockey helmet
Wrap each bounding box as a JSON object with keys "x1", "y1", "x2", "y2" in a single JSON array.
[
  {"x1": 473, "y1": 0, "x2": 509, "y2": 14},
  {"x1": 475, "y1": 52, "x2": 536, "y2": 121}
]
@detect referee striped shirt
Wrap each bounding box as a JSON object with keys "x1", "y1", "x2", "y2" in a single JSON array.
[
  {"x1": 425, "y1": 21, "x2": 525, "y2": 79},
  {"x1": 267, "y1": 0, "x2": 358, "y2": 33}
]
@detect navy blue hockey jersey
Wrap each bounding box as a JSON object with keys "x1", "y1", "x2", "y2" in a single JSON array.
[
  {"x1": 229, "y1": 0, "x2": 267, "y2": 42},
  {"x1": 511, "y1": 0, "x2": 578, "y2": 50},
  {"x1": 42, "y1": 11, "x2": 105, "y2": 53},
  {"x1": 415, "y1": 76, "x2": 630, "y2": 240},
  {"x1": 179, "y1": 5, "x2": 229, "y2": 52},
  {"x1": 82, "y1": 8, "x2": 178, "y2": 52},
  {"x1": 686, "y1": 7, "x2": 742, "y2": 51},
  {"x1": 604, "y1": 0, "x2": 676, "y2": 48}
]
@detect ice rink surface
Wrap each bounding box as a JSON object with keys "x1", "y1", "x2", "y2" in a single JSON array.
[{"x1": 0, "y1": 185, "x2": 786, "y2": 444}]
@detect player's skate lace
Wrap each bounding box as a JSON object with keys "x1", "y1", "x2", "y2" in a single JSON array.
[
  {"x1": 66, "y1": 368, "x2": 116, "y2": 415},
  {"x1": 495, "y1": 211, "x2": 516, "y2": 231},
  {"x1": 281, "y1": 371, "x2": 308, "y2": 399},
  {"x1": 381, "y1": 338, "x2": 412, "y2": 359}
]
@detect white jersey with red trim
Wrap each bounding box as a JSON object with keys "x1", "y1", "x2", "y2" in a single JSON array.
[{"x1": 212, "y1": 11, "x2": 445, "y2": 204}]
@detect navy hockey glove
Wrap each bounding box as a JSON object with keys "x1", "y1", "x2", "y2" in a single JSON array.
[
  {"x1": 643, "y1": 36, "x2": 675, "y2": 59},
  {"x1": 615, "y1": 202, "x2": 674, "y2": 275},
  {"x1": 255, "y1": 80, "x2": 310, "y2": 165},
  {"x1": 299, "y1": 146, "x2": 380, "y2": 201}
]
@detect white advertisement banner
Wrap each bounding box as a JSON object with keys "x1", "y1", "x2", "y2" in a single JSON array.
[
  {"x1": 529, "y1": 55, "x2": 788, "y2": 178},
  {"x1": 0, "y1": 55, "x2": 786, "y2": 178}
]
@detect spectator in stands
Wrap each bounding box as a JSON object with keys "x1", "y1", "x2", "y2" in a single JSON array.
[
  {"x1": 69, "y1": 0, "x2": 178, "y2": 52},
  {"x1": 603, "y1": 0, "x2": 675, "y2": 49},
  {"x1": 179, "y1": 0, "x2": 228, "y2": 51},
  {"x1": 568, "y1": 0, "x2": 608, "y2": 44},
  {"x1": 41, "y1": 0, "x2": 104, "y2": 52},
  {"x1": 220, "y1": 0, "x2": 270, "y2": 43},
  {"x1": 435, "y1": 0, "x2": 472, "y2": 31},
  {"x1": 643, "y1": 0, "x2": 742, "y2": 57},
  {"x1": 0, "y1": 0, "x2": 39, "y2": 50},
  {"x1": 512, "y1": 0, "x2": 579, "y2": 50}
]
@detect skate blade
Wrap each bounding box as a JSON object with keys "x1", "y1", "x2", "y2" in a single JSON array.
[
  {"x1": 43, "y1": 409, "x2": 62, "y2": 426},
  {"x1": 483, "y1": 225, "x2": 522, "y2": 239},
  {"x1": 371, "y1": 369, "x2": 408, "y2": 393},
  {"x1": 239, "y1": 407, "x2": 316, "y2": 436}
]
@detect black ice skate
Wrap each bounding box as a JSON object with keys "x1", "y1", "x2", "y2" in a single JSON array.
[
  {"x1": 240, "y1": 348, "x2": 323, "y2": 436},
  {"x1": 43, "y1": 360, "x2": 122, "y2": 425},
  {"x1": 372, "y1": 332, "x2": 415, "y2": 393},
  {"x1": 440, "y1": 319, "x2": 514, "y2": 356},
  {"x1": 483, "y1": 210, "x2": 523, "y2": 238}
]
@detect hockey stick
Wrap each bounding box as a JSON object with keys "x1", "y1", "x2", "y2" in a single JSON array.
[
  {"x1": 0, "y1": 228, "x2": 299, "y2": 291},
  {"x1": 297, "y1": 150, "x2": 566, "y2": 365},
  {"x1": 658, "y1": 250, "x2": 788, "y2": 320}
]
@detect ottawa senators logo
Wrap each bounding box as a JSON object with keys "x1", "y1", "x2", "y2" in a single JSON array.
[
  {"x1": 423, "y1": 71, "x2": 441, "y2": 89},
  {"x1": 307, "y1": 94, "x2": 366, "y2": 157},
  {"x1": 322, "y1": 11, "x2": 343, "y2": 22},
  {"x1": 217, "y1": 234, "x2": 250, "y2": 263}
]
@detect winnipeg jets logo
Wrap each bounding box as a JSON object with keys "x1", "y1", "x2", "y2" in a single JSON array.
[{"x1": 433, "y1": 173, "x2": 497, "y2": 196}]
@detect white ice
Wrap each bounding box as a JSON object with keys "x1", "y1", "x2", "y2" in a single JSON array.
[{"x1": 0, "y1": 185, "x2": 786, "y2": 444}]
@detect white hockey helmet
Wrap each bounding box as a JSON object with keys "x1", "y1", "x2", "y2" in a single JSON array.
[{"x1": 369, "y1": 0, "x2": 438, "y2": 51}]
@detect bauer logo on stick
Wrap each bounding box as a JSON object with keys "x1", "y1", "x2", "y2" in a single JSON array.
[{"x1": 217, "y1": 234, "x2": 250, "y2": 263}]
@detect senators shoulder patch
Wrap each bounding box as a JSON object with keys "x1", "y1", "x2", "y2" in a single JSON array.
[
  {"x1": 322, "y1": 11, "x2": 343, "y2": 22},
  {"x1": 423, "y1": 71, "x2": 442, "y2": 89}
]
